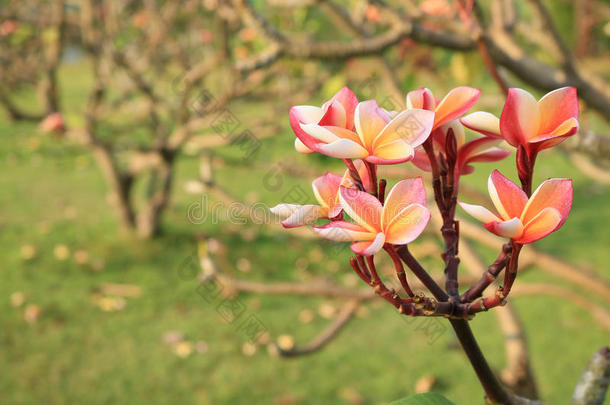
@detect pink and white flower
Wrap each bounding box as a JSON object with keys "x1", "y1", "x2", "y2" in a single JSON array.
[
  {"x1": 314, "y1": 178, "x2": 430, "y2": 255},
  {"x1": 292, "y1": 92, "x2": 435, "y2": 164},
  {"x1": 461, "y1": 87, "x2": 579, "y2": 154},
  {"x1": 458, "y1": 170, "x2": 572, "y2": 244},
  {"x1": 270, "y1": 173, "x2": 344, "y2": 228}
]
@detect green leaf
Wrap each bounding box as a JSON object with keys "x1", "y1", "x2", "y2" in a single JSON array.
[{"x1": 388, "y1": 392, "x2": 456, "y2": 405}]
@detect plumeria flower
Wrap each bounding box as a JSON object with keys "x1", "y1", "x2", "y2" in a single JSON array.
[
  {"x1": 290, "y1": 86, "x2": 359, "y2": 154},
  {"x1": 411, "y1": 119, "x2": 510, "y2": 176},
  {"x1": 406, "y1": 86, "x2": 481, "y2": 130},
  {"x1": 314, "y1": 178, "x2": 431, "y2": 255},
  {"x1": 270, "y1": 173, "x2": 343, "y2": 228},
  {"x1": 461, "y1": 87, "x2": 579, "y2": 155},
  {"x1": 458, "y1": 170, "x2": 572, "y2": 244},
  {"x1": 294, "y1": 97, "x2": 435, "y2": 164}
]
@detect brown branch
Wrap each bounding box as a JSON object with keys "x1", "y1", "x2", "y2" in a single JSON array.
[
  {"x1": 564, "y1": 129, "x2": 610, "y2": 163},
  {"x1": 40, "y1": 0, "x2": 66, "y2": 114},
  {"x1": 0, "y1": 90, "x2": 44, "y2": 121},
  {"x1": 396, "y1": 245, "x2": 448, "y2": 302},
  {"x1": 571, "y1": 347, "x2": 610, "y2": 405},
  {"x1": 457, "y1": 219, "x2": 610, "y2": 304},
  {"x1": 526, "y1": 0, "x2": 575, "y2": 71},
  {"x1": 460, "y1": 244, "x2": 511, "y2": 303},
  {"x1": 216, "y1": 273, "x2": 373, "y2": 300},
  {"x1": 459, "y1": 238, "x2": 539, "y2": 399}
]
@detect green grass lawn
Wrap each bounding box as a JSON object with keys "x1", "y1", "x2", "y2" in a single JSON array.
[{"x1": 0, "y1": 62, "x2": 609, "y2": 405}]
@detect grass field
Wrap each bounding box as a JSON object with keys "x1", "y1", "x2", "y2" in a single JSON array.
[{"x1": 0, "y1": 62, "x2": 609, "y2": 405}]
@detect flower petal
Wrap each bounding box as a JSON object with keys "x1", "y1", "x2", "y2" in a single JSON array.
[
  {"x1": 458, "y1": 137, "x2": 505, "y2": 165},
  {"x1": 270, "y1": 204, "x2": 301, "y2": 219},
  {"x1": 318, "y1": 100, "x2": 347, "y2": 128},
  {"x1": 316, "y1": 138, "x2": 369, "y2": 159},
  {"x1": 460, "y1": 111, "x2": 502, "y2": 138},
  {"x1": 354, "y1": 100, "x2": 392, "y2": 148},
  {"x1": 367, "y1": 139, "x2": 414, "y2": 165},
  {"x1": 382, "y1": 178, "x2": 427, "y2": 228},
  {"x1": 488, "y1": 170, "x2": 528, "y2": 220},
  {"x1": 521, "y1": 178, "x2": 572, "y2": 225},
  {"x1": 460, "y1": 148, "x2": 510, "y2": 175},
  {"x1": 294, "y1": 138, "x2": 314, "y2": 154},
  {"x1": 324, "y1": 86, "x2": 359, "y2": 129},
  {"x1": 339, "y1": 186, "x2": 382, "y2": 232},
  {"x1": 439, "y1": 120, "x2": 466, "y2": 148},
  {"x1": 384, "y1": 204, "x2": 430, "y2": 245},
  {"x1": 411, "y1": 148, "x2": 432, "y2": 172},
  {"x1": 279, "y1": 205, "x2": 326, "y2": 228},
  {"x1": 406, "y1": 88, "x2": 436, "y2": 110},
  {"x1": 500, "y1": 88, "x2": 540, "y2": 146},
  {"x1": 351, "y1": 232, "x2": 386, "y2": 256},
  {"x1": 312, "y1": 173, "x2": 343, "y2": 209},
  {"x1": 373, "y1": 109, "x2": 435, "y2": 150},
  {"x1": 458, "y1": 201, "x2": 502, "y2": 223},
  {"x1": 433, "y1": 86, "x2": 481, "y2": 129},
  {"x1": 537, "y1": 87, "x2": 578, "y2": 136},
  {"x1": 516, "y1": 207, "x2": 562, "y2": 244},
  {"x1": 314, "y1": 221, "x2": 374, "y2": 241},
  {"x1": 529, "y1": 117, "x2": 579, "y2": 144},
  {"x1": 299, "y1": 123, "x2": 340, "y2": 143},
  {"x1": 483, "y1": 217, "x2": 524, "y2": 239},
  {"x1": 289, "y1": 105, "x2": 326, "y2": 150},
  {"x1": 353, "y1": 159, "x2": 374, "y2": 192}
]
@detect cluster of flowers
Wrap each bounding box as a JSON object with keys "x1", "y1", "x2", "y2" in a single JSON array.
[{"x1": 271, "y1": 85, "x2": 578, "y2": 256}]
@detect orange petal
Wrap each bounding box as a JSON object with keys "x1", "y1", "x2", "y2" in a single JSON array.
[
  {"x1": 537, "y1": 87, "x2": 578, "y2": 136},
  {"x1": 339, "y1": 186, "x2": 382, "y2": 232},
  {"x1": 516, "y1": 207, "x2": 562, "y2": 244},
  {"x1": 433, "y1": 86, "x2": 481, "y2": 129},
  {"x1": 351, "y1": 232, "x2": 386, "y2": 256},
  {"x1": 521, "y1": 178, "x2": 572, "y2": 225},
  {"x1": 500, "y1": 88, "x2": 540, "y2": 146},
  {"x1": 354, "y1": 100, "x2": 392, "y2": 148},
  {"x1": 313, "y1": 221, "x2": 374, "y2": 241},
  {"x1": 529, "y1": 117, "x2": 579, "y2": 145},
  {"x1": 299, "y1": 123, "x2": 361, "y2": 144},
  {"x1": 373, "y1": 109, "x2": 435, "y2": 151},
  {"x1": 488, "y1": 170, "x2": 528, "y2": 220},
  {"x1": 384, "y1": 204, "x2": 430, "y2": 245},
  {"x1": 367, "y1": 139, "x2": 414, "y2": 165},
  {"x1": 406, "y1": 88, "x2": 436, "y2": 110},
  {"x1": 382, "y1": 178, "x2": 427, "y2": 228},
  {"x1": 312, "y1": 173, "x2": 343, "y2": 209},
  {"x1": 314, "y1": 139, "x2": 367, "y2": 159}
]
